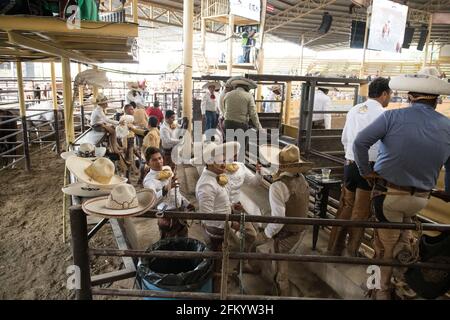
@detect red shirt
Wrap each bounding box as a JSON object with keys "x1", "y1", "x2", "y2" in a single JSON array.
[{"x1": 146, "y1": 107, "x2": 164, "y2": 125}]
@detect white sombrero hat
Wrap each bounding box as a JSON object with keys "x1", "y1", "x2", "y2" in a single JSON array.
[
  {"x1": 259, "y1": 144, "x2": 313, "y2": 179},
  {"x1": 66, "y1": 157, "x2": 127, "y2": 188},
  {"x1": 389, "y1": 67, "x2": 450, "y2": 96},
  {"x1": 228, "y1": 77, "x2": 257, "y2": 89},
  {"x1": 62, "y1": 182, "x2": 111, "y2": 198},
  {"x1": 60, "y1": 143, "x2": 106, "y2": 160},
  {"x1": 203, "y1": 141, "x2": 240, "y2": 164},
  {"x1": 82, "y1": 184, "x2": 156, "y2": 218},
  {"x1": 202, "y1": 81, "x2": 221, "y2": 90}
]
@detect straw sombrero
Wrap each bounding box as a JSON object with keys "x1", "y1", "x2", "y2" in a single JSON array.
[
  {"x1": 269, "y1": 85, "x2": 281, "y2": 92},
  {"x1": 62, "y1": 182, "x2": 111, "y2": 198},
  {"x1": 60, "y1": 143, "x2": 106, "y2": 161},
  {"x1": 127, "y1": 81, "x2": 143, "y2": 91},
  {"x1": 389, "y1": 67, "x2": 450, "y2": 96},
  {"x1": 94, "y1": 93, "x2": 109, "y2": 105},
  {"x1": 202, "y1": 81, "x2": 221, "y2": 90},
  {"x1": 82, "y1": 184, "x2": 156, "y2": 218},
  {"x1": 259, "y1": 144, "x2": 313, "y2": 178},
  {"x1": 66, "y1": 157, "x2": 127, "y2": 187}
]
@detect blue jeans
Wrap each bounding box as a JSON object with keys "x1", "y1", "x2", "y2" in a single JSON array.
[
  {"x1": 445, "y1": 162, "x2": 450, "y2": 193},
  {"x1": 205, "y1": 111, "x2": 217, "y2": 140}
]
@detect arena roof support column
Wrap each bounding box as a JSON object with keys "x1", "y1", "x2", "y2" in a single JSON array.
[
  {"x1": 300, "y1": 35, "x2": 305, "y2": 75},
  {"x1": 284, "y1": 81, "x2": 292, "y2": 125},
  {"x1": 77, "y1": 64, "x2": 84, "y2": 109},
  {"x1": 61, "y1": 57, "x2": 75, "y2": 144},
  {"x1": 423, "y1": 14, "x2": 433, "y2": 68},
  {"x1": 51, "y1": 62, "x2": 58, "y2": 110},
  {"x1": 132, "y1": 0, "x2": 139, "y2": 23},
  {"x1": 92, "y1": 65, "x2": 99, "y2": 100},
  {"x1": 16, "y1": 60, "x2": 31, "y2": 171},
  {"x1": 359, "y1": 9, "x2": 370, "y2": 78},
  {"x1": 183, "y1": 0, "x2": 194, "y2": 130},
  {"x1": 256, "y1": 0, "x2": 268, "y2": 112},
  {"x1": 227, "y1": 14, "x2": 235, "y2": 76}
]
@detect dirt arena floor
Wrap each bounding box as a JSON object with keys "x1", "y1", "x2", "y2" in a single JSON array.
[{"x1": 0, "y1": 149, "x2": 122, "y2": 299}]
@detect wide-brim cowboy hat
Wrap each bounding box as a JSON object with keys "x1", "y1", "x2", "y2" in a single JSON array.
[
  {"x1": 228, "y1": 77, "x2": 257, "y2": 89},
  {"x1": 66, "y1": 157, "x2": 127, "y2": 188},
  {"x1": 202, "y1": 141, "x2": 240, "y2": 164},
  {"x1": 269, "y1": 85, "x2": 281, "y2": 92},
  {"x1": 60, "y1": 147, "x2": 107, "y2": 161},
  {"x1": 127, "y1": 81, "x2": 143, "y2": 91},
  {"x1": 389, "y1": 67, "x2": 450, "y2": 96},
  {"x1": 62, "y1": 182, "x2": 111, "y2": 198},
  {"x1": 93, "y1": 93, "x2": 109, "y2": 105},
  {"x1": 82, "y1": 189, "x2": 157, "y2": 218},
  {"x1": 259, "y1": 144, "x2": 313, "y2": 175},
  {"x1": 202, "y1": 81, "x2": 221, "y2": 90}
]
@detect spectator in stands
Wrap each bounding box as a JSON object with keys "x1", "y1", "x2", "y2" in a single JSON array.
[
  {"x1": 146, "y1": 100, "x2": 164, "y2": 126},
  {"x1": 328, "y1": 77, "x2": 391, "y2": 257}
]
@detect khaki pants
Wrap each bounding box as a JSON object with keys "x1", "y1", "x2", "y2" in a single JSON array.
[
  {"x1": 273, "y1": 231, "x2": 306, "y2": 296},
  {"x1": 374, "y1": 190, "x2": 428, "y2": 299}
]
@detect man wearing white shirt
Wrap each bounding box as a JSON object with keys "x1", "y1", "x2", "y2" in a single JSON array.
[
  {"x1": 201, "y1": 82, "x2": 220, "y2": 140},
  {"x1": 160, "y1": 110, "x2": 181, "y2": 170},
  {"x1": 195, "y1": 142, "x2": 242, "y2": 252},
  {"x1": 312, "y1": 88, "x2": 331, "y2": 129},
  {"x1": 90, "y1": 93, "x2": 122, "y2": 154},
  {"x1": 257, "y1": 144, "x2": 311, "y2": 296},
  {"x1": 143, "y1": 147, "x2": 192, "y2": 238},
  {"x1": 328, "y1": 77, "x2": 391, "y2": 257}
]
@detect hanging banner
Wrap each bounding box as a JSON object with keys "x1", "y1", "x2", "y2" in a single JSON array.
[
  {"x1": 230, "y1": 0, "x2": 261, "y2": 22},
  {"x1": 367, "y1": 0, "x2": 409, "y2": 53}
]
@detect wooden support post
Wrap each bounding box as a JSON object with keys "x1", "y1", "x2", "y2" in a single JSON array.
[
  {"x1": 182, "y1": 0, "x2": 193, "y2": 131},
  {"x1": 200, "y1": 18, "x2": 206, "y2": 55},
  {"x1": 61, "y1": 57, "x2": 74, "y2": 144},
  {"x1": 300, "y1": 35, "x2": 305, "y2": 75},
  {"x1": 92, "y1": 65, "x2": 99, "y2": 100},
  {"x1": 77, "y1": 64, "x2": 85, "y2": 133},
  {"x1": 132, "y1": 0, "x2": 138, "y2": 23},
  {"x1": 256, "y1": 0, "x2": 267, "y2": 112},
  {"x1": 51, "y1": 61, "x2": 61, "y2": 154},
  {"x1": 69, "y1": 206, "x2": 92, "y2": 300},
  {"x1": 284, "y1": 81, "x2": 292, "y2": 126},
  {"x1": 227, "y1": 14, "x2": 234, "y2": 76},
  {"x1": 16, "y1": 60, "x2": 31, "y2": 171}
]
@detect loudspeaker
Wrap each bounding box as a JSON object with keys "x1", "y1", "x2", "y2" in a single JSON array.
[
  {"x1": 350, "y1": 20, "x2": 366, "y2": 48},
  {"x1": 402, "y1": 26, "x2": 415, "y2": 49},
  {"x1": 417, "y1": 25, "x2": 428, "y2": 51},
  {"x1": 318, "y1": 12, "x2": 333, "y2": 34}
]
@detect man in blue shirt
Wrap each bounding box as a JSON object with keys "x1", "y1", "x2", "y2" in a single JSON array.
[{"x1": 353, "y1": 67, "x2": 450, "y2": 299}]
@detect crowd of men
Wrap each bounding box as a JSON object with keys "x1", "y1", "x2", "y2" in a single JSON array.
[{"x1": 82, "y1": 68, "x2": 449, "y2": 299}]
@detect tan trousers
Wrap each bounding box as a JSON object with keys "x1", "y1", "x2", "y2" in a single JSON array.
[
  {"x1": 328, "y1": 187, "x2": 355, "y2": 255},
  {"x1": 374, "y1": 190, "x2": 428, "y2": 299},
  {"x1": 274, "y1": 231, "x2": 306, "y2": 296}
]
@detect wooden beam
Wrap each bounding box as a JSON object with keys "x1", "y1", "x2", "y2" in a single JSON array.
[
  {"x1": 61, "y1": 57, "x2": 75, "y2": 144},
  {"x1": 0, "y1": 16, "x2": 138, "y2": 38},
  {"x1": 7, "y1": 31, "x2": 97, "y2": 64}
]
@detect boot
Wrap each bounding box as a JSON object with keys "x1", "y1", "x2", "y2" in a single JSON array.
[
  {"x1": 328, "y1": 187, "x2": 355, "y2": 255},
  {"x1": 374, "y1": 228, "x2": 401, "y2": 300},
  {"x1": 347, "y1": 189, "x2": 372, "y2": 257}
]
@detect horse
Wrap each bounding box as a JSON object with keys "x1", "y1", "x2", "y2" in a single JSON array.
[{"x1": 0, "y1": 109, "x2": 19, "y2": 168}]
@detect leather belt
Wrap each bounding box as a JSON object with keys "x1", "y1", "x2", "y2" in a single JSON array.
[
  {"x1": 345, "y1": 159, "x2": 375, "y2": 166},
  {"x1": 386, "y1": 182, "x2": 431, "y2": 195}
]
